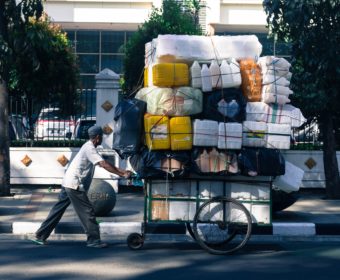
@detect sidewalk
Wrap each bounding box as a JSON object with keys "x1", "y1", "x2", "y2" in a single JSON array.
[{"x1": 1, "y1": 186, "x2": 340, "y2": 241}]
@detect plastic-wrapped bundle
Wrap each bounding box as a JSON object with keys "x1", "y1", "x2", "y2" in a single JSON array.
[
  {"x1": 135, "y1": 86, "x2": 203, "y2": 116},
  {"x1": 242, "y1": 121, "x2": 267, "y2": 147},
  {"x1": 261, "y1": 83, "x2": 292, "y2": 104},
  {"x1": 129, "y1": 147, "x2": 191, "y2": 179},
  {"x1": 262, "y1": 75, "x2": 290, "y2": 86},
  {"x1": 193, "y1": 119, "x2": 219, "y2": 147},
  {"x1": 238, "y1": 147, "x2": 285, "y2": 176},
  {"x1": 259, "y1": 56, "x2": 292, "y2": 105},
  {"x1": 191, "y1": 148, "x2": 238, "y2": 175},
  {"x1": 112, "y1": 98, "x2": 146, "y2": 159},
  {"x1": 144, "y1": 34, "x2": 263, "y2": 66},
  {"x1": 262, "y1": 84, "x2": 293, "y2": 96},
  {"x1": 258, "y1": 56, "x2": 291, "y2": 71},
  {"x1": 266, "y1": 123, "x2": 291, "y2": 149},
  {"x1": 261, "y1": 92, "x2": 291, "y2": 105},
  {"x1": 246, "y1": 102, "x2": 306, "y2": 128},
  {"x1": 202, "y1": 88, "x2": 246, "y2": 122},
  {"x1": 217, "y1": 122, "x2": 242, "y2": 149},
  {"x1": 239, "y1": 59, "x2": 262, "y2": 102}
]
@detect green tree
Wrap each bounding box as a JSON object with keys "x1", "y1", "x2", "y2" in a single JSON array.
[
  {"x1": 0, "y1": 0, "x2": 79, "y2": 196},
  {"x1": 123, "y1": 0, "x2": 203, "y2": 93},
  {"x1": 263, "y1": 0, "x2": 340, "y2": 198}
]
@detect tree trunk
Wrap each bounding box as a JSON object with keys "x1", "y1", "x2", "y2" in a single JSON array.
[
  {"x1": 0, "y1": 80, "x2": 11, "y2": 196},
  {"x1": 321, "y1": 113, "x2": 340, "y2": 199}
]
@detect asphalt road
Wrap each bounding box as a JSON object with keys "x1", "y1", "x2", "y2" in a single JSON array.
[{"x1": 0, "y1": 236, "x2": 340, "y2": 280}]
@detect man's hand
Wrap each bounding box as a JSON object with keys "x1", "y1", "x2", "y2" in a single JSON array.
[{"x1": 122, "y1": 170, "x2": 133, "y2": 179}]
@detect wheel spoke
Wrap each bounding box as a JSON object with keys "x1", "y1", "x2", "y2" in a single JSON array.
[{"x1": 193, "y1": 197, "x2": 252, "y2": 255}]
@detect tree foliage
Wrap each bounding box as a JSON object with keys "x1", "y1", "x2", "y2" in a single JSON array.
[
  {"x1": 263, "y1": 0, "x2": 339, "y2": 117},
  {"x1": 123, "y1": 0, "x2": 203, "y2": 93},
  {"x1": 263, "y1": 0, "x2": 340, "y2": 198},
  {"x1": 0, "y1": 0, "x2": 79, "y2": 196},
  {"x1": 0, "y1": 1, "x2": 79, "y2": 115}
]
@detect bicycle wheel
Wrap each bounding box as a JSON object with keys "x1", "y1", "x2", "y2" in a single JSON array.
[{"x1": 193, "y1": 197, "x2": 252, "y2": 255}]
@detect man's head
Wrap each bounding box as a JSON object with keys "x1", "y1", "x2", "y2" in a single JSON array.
[{"x1": 88, "y1": 125, "x2": 103, "y2": 147}]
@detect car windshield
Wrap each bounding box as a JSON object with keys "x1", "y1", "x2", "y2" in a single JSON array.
[{"x1": 39, "y1": 110, "x2": 72, "y2": 121}]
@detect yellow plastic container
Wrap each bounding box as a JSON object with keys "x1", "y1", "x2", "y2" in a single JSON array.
[
  {"x1": 170, "y1": 116, "x2": 192, "y2": 150},
  {"x1": 152, "y1": 63, "x2": 189, "y2": 87},
  {"x1": 144, "y1": 114, "x2": 170, "y2": 150},
  {"x1": 144, "y1": 67, "x2": 148, "y2": 87}
]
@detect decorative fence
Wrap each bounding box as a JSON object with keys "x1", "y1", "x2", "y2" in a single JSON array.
[
  {"x1": 9, "y1": 89, "x2": 96, "y2": 145},
  {"x1": 8, "y1": 91, "x2": 336, "y2": 150}
]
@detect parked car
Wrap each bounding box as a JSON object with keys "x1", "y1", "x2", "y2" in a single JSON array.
[
  {"x1": 34, "y1": 108, "x2": 75, "y2": 140},
  {"x1": 73, "y1": 116, "x2": 96, "y2": 140}
]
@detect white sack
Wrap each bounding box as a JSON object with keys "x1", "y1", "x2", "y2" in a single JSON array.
[
  {"x1": 273, "y1": 161, "x2": 304, "y2": 193},
  {"x1": 246, "y1": 102, "x2": 306, "y2": 128},
  {"x1": 135, "y1": 86, "x2": 203, "y2": 116},
  {"x1": 262, "y1": 84, "x2": 293, "y2": 96},
  {"x1": 145, "y1": 34, "x2": 262, "y2": 65}
]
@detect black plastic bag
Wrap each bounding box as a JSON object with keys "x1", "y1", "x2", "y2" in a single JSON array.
[
  {"x1": 202, "y1": 88, "x2": 246, "y2": 122},
  {"x1": 112, "y1": 98, "x2": 146, "y2": 159},
  {"x1": 129, "y1": 147, "x2": 191, "y2": 179},
  {"x1": 238, "y1": 147, "x2": 285, "y2": 176}
]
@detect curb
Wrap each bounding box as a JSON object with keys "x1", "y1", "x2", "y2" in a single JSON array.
[{"x1": 3, "y1": 222, "x2": 340, "y2": 237}]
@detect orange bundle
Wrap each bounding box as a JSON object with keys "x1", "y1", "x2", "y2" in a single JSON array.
[{"x1": 239, "y1": 59, "x2": 262, "y2": 102}]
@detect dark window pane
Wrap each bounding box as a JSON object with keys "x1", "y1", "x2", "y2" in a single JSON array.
[
  {"x1": 101, "y1": 55, "x2": 123, "y2": 74},
  {"x1": 126, "y1": 31, "x2": 136, "y2": 41},
  {"x1": 78, "y1": 54, "x2": 99, "y2": 73},
  {"x1": 102, "y1": 31, "x2": 125, "y2": 53},
  {"x1": 80, "y1": 76, "x2": 96, "y2": 89},
  {"x1": 77, "y1": 31, "x2": 99, "y2": 53}
]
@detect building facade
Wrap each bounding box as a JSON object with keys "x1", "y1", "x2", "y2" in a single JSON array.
[{"x1": 44, "y1": 0, "x2": 290, "y2": 87}]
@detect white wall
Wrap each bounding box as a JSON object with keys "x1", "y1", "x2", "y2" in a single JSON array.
[
  {"x1": 10, "y1": 148, "x2": 340, "y2": 189},
  {"x1": 10, "y1": 147, "x2": 119, "y2": 191}
]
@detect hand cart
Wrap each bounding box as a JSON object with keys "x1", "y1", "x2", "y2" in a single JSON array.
[{"x1": 127, "y1": 175, "x2": 273, "y2": 255}]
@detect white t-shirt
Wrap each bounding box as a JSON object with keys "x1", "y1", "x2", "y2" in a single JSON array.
[{"x1": 62, "y1": 141, "x2": 103, "y2": 190}]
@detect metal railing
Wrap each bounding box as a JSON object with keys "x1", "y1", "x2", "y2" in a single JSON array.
[{"x1": 9, "y1": 89, "x2": 97, "y2": 146}]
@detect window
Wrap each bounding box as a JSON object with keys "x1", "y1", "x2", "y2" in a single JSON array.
[{"x1": 65, "y1": 30, "x2": 136, "y2": 87}]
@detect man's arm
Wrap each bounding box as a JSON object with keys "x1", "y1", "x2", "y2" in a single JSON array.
[{"x1": 97, "y1": 160, "x2": 132, "y2": 178}]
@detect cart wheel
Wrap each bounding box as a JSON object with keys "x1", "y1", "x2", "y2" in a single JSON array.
[
  {"x1": 185, "y1": 222, "x2": 196, "y2": 241},
  {"x1": 127, "y1": 233, "x2": 144, "y2": 250},
  {"x1": 193, "y1": 197, "x2": 252, "y2": 255}
]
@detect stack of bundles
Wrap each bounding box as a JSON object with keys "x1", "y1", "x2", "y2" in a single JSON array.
[
  {"x1": 120, "y1": 35, "x2": 305, "y2": 185},
  {"x1": 258, "y1": 56, "x2": 292, "y2": 105},
  {"x1": 241, "y1": 55, "x2": 306, "y2": 150}
]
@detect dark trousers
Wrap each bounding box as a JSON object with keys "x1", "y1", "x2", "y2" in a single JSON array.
[{"x1": 36, "y1": 186, "x2": 100, "y2": 244}]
